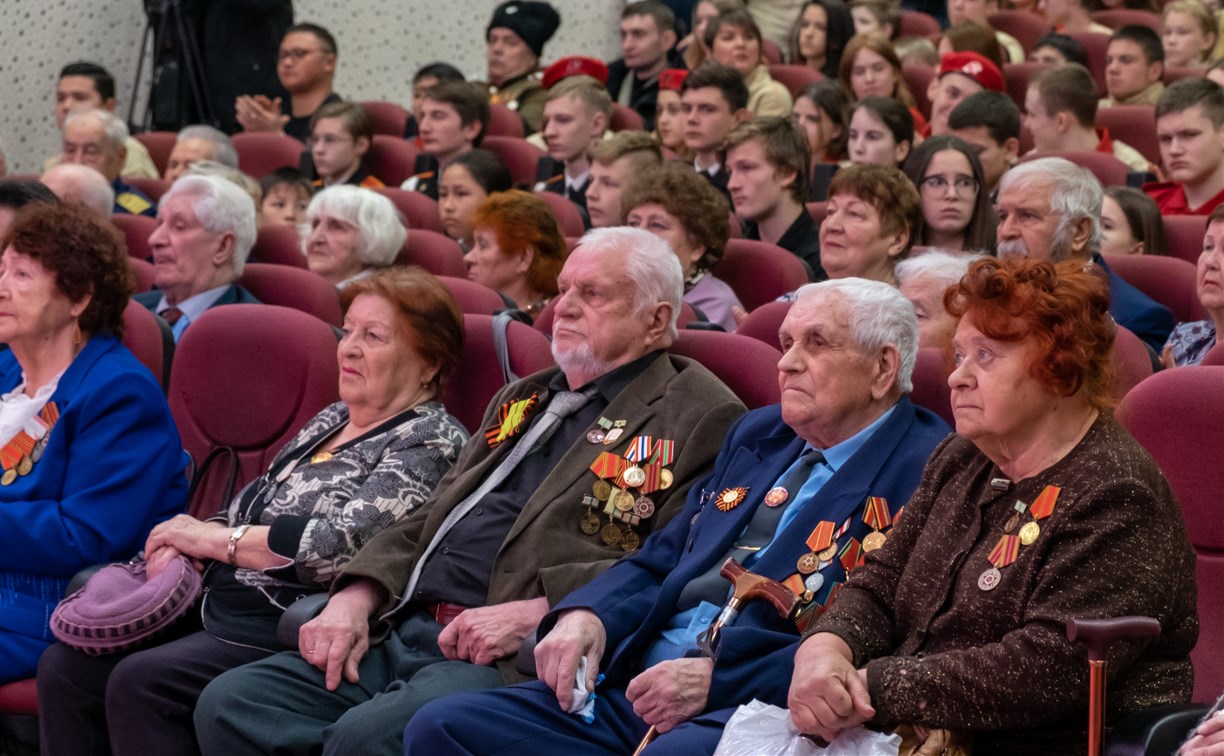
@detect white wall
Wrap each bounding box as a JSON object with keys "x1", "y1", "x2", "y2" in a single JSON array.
[{"x1": 0, "y1": 0, "x2": 621, "y2": 175}]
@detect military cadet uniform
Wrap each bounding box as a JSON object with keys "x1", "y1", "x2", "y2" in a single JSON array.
[
  {"x1": 400, "y1": 154, "x2": 441, "y2": 200},
  {"x1": 311, "y1": 164, "x2": 385, "y2": 190},
  {"x1": 488, "y1": 72, "x2": 548, "y2": 134},
  {"x1": 482, "y1": 0, "x2": 560, "y2": 135},
  {"x1": 112, "y1": 178, "x2": 156, "y2": 217}
]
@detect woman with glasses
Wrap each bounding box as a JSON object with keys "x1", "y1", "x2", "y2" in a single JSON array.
[{"x1": 903, "y1": 136, "x2": 996, "y2": 253}]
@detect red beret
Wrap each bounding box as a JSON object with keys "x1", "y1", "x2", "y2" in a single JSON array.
[
  {"x1": 938, "y1": 52, "x2": 1005, "y2": 93},
  {"x1": 542, "y1": 56, "x2": 609, "y2": 89},
  {"x1": 658, "y1": 68, "x2": 689, "y2": 92}
]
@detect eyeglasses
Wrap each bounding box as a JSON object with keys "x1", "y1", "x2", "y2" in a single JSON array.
[
  {"x1": 278, "y1": 48, "x2": 331, "y2": 62},
  {"x1": 921, "y1": 175, "x2": 979, "y2": 196}
]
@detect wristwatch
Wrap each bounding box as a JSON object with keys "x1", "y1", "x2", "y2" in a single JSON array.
[{"x1": 227, "y1": 524, "x2": 252, "y2": 566}]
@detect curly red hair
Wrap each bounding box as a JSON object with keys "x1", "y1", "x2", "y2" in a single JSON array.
[
  {"x1": 944, "y1": 257, "x2": 1117, "y2": 411},
  {"x1": 470, "y1": 190, "x2": 566, "y2": 298}
]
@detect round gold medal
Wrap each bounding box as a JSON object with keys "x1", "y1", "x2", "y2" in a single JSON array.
[
  {"x1": 609, "y1": 489, "x2": 633, "y2": 512},
  {"x1": 619, "y1": 529, "x2": 640, "y2": 551},
  {"x1": 1, "y1": 469, "x2": 15, "y2": 486},
  {"x1": 17, "y1": 455, "x2": 32, "y2": 476},
  {"x1": 862, "y1": 531, "x2": 887, "y2": 552},
  {"x1": 659, "y1": 469, "x2": 673, "y2": 489},
  {"x1": 817, "y1": 544, "x2": 839, "y2": 562},
  {"x1": 592, "y1": 480, "x2": 612, "y2": 501},
  {"x1": 1018, "y1": 521, "x2": 1041, "y2": 546},
  {"x1": 600, "y1": 522, "x2": 623, "y2": 546},
  {"x1": 623, "y1": 465, "x2": 647, "y2": 488},
  {"x1": 579, "y1": 511, "x2": 601, "y2": 535},
  {"x1": 634, "y1": 496, "x2": 655, "y2": 518},
  {"x1": 796, "y1": 552, "x2": 820, "y2": 574}
]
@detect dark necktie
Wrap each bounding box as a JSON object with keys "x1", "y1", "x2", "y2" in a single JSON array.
[{"x1": 160, "y1": 307, "x2": 183, "y2": 326}]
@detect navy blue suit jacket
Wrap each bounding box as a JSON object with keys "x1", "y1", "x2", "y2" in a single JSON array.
[
  {"x1": 1096, "y1": 255, "x2": 1175, "y2": 354},
  {"x1": 133, "y1": 283, "x2": 260, "y2": 314},
  {"x1": 543, "y1": 397, "x2": 950, "y2": 719}
]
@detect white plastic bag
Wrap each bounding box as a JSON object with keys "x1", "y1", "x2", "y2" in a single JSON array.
[{"x1": 713, "y1": 700, "x2": 902, "y2": 756}]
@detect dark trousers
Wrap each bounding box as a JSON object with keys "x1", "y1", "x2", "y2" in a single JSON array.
[
  {"x1": 403, "y1": 679, "x2": 729, "y2": 755},
  {"x1": 195, "y1": 611, "x2": 505, "y2": 756},
  {"x1": 37, "y1": 627, "x2": 272, "y2": 756}
]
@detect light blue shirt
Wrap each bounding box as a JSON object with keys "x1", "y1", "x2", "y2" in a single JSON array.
[
  {"x1": 641, "y1": 405, "x2": 898, "y2": 669},
  {"x1": 155, "y1": 283, "x2": 231, "y2": 341}
]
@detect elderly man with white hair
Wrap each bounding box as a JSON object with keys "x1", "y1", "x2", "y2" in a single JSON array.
[
  {"x1": 60, "y1": 108, "x2": 156, "y2": 217},
  {"x1": 134, "y1": 174, "x2": 260, "y2": 341},
  {"x1": 401, "y1": 278, "x2": 952, "y2": 756},
  {"x1": 164, "y1": 125, "x2": 239, "y2": 183},
  {"x1": 993, "y1": 156, "x2": 1174, "y2": 353},
  {"x1": 39, "y1": 163, "x2": 115, "y2": 218},
  {"x1": 195, "y1": 226, "x2": 747, "y2": 756},
  {"x1": 896, "y1": 251, "x2": 979, "y2": 349}
]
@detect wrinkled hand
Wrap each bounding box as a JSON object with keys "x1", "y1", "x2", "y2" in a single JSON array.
[
  {"x1": 144, "y1": 514, "x2": 223, "y2": 563},
  {"x1": 1181, "y1": 710, "x2": 1224, "y2": 755},
  {"x1": 437, "y1": 597, "x2": 549, "y2": 667},
  {"x1": 789, "y1": 633, "x2": 875, "y2": 743},
  {"x1": 731, "y1": 306, "x2": 750, "y2": 329},
  {"x1": 235, "y1": 94, "x2": 289, "y2": 132},
  {"x1": 299, "y1": 583, "x2": 379, "y2": 691},
  {"x1": 625, "y1": 657, "x2": 713, "y2": 732},
  {"x1": 145, "y1": 545, "x2": 203, "y2": 578},
  {"x1": 535, "y1": 609, "x2": 606, "y2": 711}
]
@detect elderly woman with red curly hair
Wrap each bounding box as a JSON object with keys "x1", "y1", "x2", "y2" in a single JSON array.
[
  {"x1": 788, "y1": 257, "x2": 1197, "y2": 755},
  {"x1": 466, "y1": 189, "x2": 567, "y2": 318}
]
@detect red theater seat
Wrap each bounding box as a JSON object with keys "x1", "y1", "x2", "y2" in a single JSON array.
[
  {"x1": 441, "y1": 314, "x2": 555, "y2": 433},
  {"x1": 670, "y1": 330, "x2": 782, "y2": 409}
]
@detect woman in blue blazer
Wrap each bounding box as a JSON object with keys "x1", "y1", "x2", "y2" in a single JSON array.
[{"x1": 0, "y1": 202, "x2": 188, "y2": 683}]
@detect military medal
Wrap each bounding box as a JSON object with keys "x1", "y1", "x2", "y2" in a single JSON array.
[
  {"x1": 612, "y1": 488, "x2": 635, "y2": 512},
  {"x1": 600, "y1": 522, "x2": 623, "y2": 546},
  {"x1": 602, "y1": 419, "x2": 627, "y2": 446},
  {"x1": 623, "y1": 466, "x2": 647, "y2": 488},
  {"x1": 861, "y1": 497, "x2": 892, "y2": 552},
  {"x1": 0, "y1": 404, "x2": 55, "y2": 485},
  {"x1": 485, "y1": 393, "x2": 540, "y2": 448},
  {"x1": 579, "y1": 510, "x2": 601, "y2": 535},
  {"x1": 619, "y1": 529, "x2": 640, "y2": 551},
  {"x1": 764, "y1": 487, "x2": 788, "y2": 507},
  {"x1": 804, "y1": 572, "x2": 824, "y2": 593},
  {"x1": 1004, "y1": 500, "x2": 1027, "y2": 533},
  {"x1": 783, "y1": 574, "x2": 814, "y2": 604},
  {"x1": 817, "y1": 544, "x2": 838, "y2": 562},
  {"x1": 715, "y1": 487, "x2": 749, "y2": 511},
  {"x1": 310, "y1": 450, "x2": 334, "y2": 464},
  {"x1": 586, "y1": 430, "x2": 606, "y2": 444},
  {"x1": 633, "y1": 496, "x2": 655, "y2": 518},
  {"x1": 30, "y1": 438, "x2": 44, "y2": 463},
  {"x1": 1, "y1": 469, "x2": 14, "y2": 486},
  {"x1": 1019, "y1": 485, "x2": 1061, "y2": 546},
  {"x1": 796, "y1": 552, "x2": 820, "y2": 574},
  {"x1": 839, "y1": 538, "x2": 863, "y2": 572},
  {"x1": 659, "y1": 469, "x2": 673, "y2": 489},
  {"x1": 978, "y1": 567, "x2": 1002, "y2": 591},
  {"x1": 592, "y1": 479, "x2": 612, "y2": 500},
  {"x1": 588, "y1": 418, "x2": 613, "y2": 445}
]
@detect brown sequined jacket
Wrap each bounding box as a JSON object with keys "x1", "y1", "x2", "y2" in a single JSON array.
[{"x1": 811, "y1": 418, "x2": 1198, "y2": 755}]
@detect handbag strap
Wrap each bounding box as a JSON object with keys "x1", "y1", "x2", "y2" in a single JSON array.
[
  {"x1": 492, "y1": 311, "x2": 520, "y2": 384},
  {"x1": 187, "y1": 445, "x2": 239, "y2": 518}
]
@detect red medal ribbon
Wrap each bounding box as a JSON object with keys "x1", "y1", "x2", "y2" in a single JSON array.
[
  {"x1": 834, "y1": 516, "x2": 852, "y2": 539},
  {"x1": 862, "y1": 496, "x2": 892, "y2": 530},
  {"x1": 0, "y1": 444, "x2": 20, "y2": 470},
  {"x1": 41, "y1": 402, "x2": 59, "y2": 426},
  {"x1": 641, "y1": 462, "x2": 661, "y2": 493},
  {"x1": 783, "y1": 574, "x2": 807, "y2": 598},
  {"x1": 589, "y1": 451, "x2": 625, "y2": 480},
  {"x1": 1029, "y1": 486, "x2": 1061, "y2": 520},
  {"x1": 988, "y1": 534, "x2": 1021, "y2": 568},
  {"x1": 484, "y1": 393, "x2": 539, "y2": 447},
  {"x1": 893, "y1": 506, "x2": 905, "y2": 523},
  {"x1": 839, "y1": 538, "x2": 862, "y2": 572},
  {"x1": 805, "y1": 520, "x2": 836, "y2": 552}
]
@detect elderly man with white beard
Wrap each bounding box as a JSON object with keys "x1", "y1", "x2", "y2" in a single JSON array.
[{"x1": 993, "y1": 157, "x2": 1173, "y2": 354}]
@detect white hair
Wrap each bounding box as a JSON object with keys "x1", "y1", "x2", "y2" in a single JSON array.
[
  {"x1": 63, "y1": 108, "x2": 128, "y2": 149},
  {"x1": 40, "y1": 163, "x2": 115, "y2": 217},
  {"x1": 575, "y1": 226, "x2": 683, "y2": 341},
  {"x1": 306, "y1": 186, "x2": 407, "y2": 267},
  {"x1": 794, "y1": 277, "x2": 919, "y2": 393},
  {"x1": 176, "y1": 125, "x2": 238, "y2": 168},
  {"x1": 162, "y1": 174, "x2": 257, "y2": 275},
  {"x1": 997, "y1": 157, "x2": 1102, "y2": 259},
  {"x1": 895, "y1": 250, "x2": 978, "y2": 289}
]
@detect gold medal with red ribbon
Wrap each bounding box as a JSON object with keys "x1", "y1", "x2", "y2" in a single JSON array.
[
  {"x1": 1019, "y1": 485, "x2": 1061, "y2": 545},
  {"x1": 839, "y1": 537, "x2": 863, "y2": 572},
  {"x1": 861, "y1": 496, "x2": 892, "y2": 551},
  {"x1": 484, "y1": 393, "x2": 539, "y2": 448},
  {"x1": 0, "y1": 403, "x2": 58, "y2": 485}
]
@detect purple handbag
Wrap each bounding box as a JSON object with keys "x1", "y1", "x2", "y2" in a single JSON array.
[{"x1": 50, "y1": 555, "x2": 203, "y2": 655}]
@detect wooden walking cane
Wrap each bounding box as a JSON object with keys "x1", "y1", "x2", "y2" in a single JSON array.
[
  {"x1": 631, "y1": 559, "x2": 803, "y2": 756},
  {"x1": 1067, "y1": 616, "x2": 1161, "y2": 756}
]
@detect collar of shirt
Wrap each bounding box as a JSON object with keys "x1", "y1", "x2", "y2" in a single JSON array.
[
  {"x1": 564, "y1": 169, "x2": 590, "y2": 194},
  {"x1": 548, "y1": 349, "x2": 664, "y2": 404},
  {"x1": 156, "y1": 283, "x2": 232, "y2": 323},
  {"x1": 812, "y1": 403, "x2": 899, "y2": 472},
  {"x1": 693, "y1": 158, "x2": 722, "y2": 177}
]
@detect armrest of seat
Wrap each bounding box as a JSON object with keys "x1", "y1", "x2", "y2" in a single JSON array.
[
  {"x1": 275, "y1": 593, "x2": 329, "y2": 649},
  {"x1": 1105, "y1": 703, "x2": 1207, "y2": 756},
  {"x1": 515, "y1": 629, "x2": 539, "y2": 678}
]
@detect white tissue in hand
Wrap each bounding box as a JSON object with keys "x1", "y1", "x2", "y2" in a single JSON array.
[
  {"x1": 714, "y1": 700, "x2": 902, "y2": 756},
  {"x1": 568, "y1": 655, "x2": 597, "y2": 723}
]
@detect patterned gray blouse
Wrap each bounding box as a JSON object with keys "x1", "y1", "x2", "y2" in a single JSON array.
[{"x1": 225, "y1": 399, "x2": 467, "y2": 589}]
